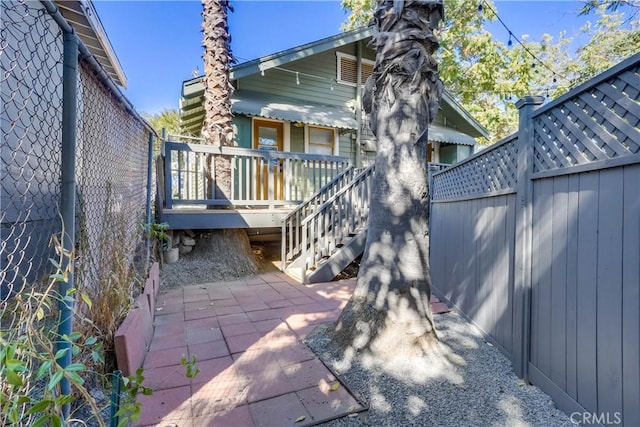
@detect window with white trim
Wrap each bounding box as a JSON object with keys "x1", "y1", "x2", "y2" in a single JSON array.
[
  {"x1": 336, "y1": 52, "x2": 374, "y2": 86},
  {"x1": 307, "y1": 126, "x2": 336, "y2": 155}
]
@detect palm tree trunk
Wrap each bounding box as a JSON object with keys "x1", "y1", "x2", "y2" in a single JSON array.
[
  {"x1": 202, "y1": 0, "x2": 234, "y2": 200},
  {"x1": 334, "y1": 0, "x2": 444, "y2": 360}
]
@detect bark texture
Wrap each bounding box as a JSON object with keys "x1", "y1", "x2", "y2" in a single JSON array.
[
  {"x1": 334, "y1": 0, "x2": 444, "y2": 360},
  {"x1": 202, "y1": 0, "x2": 234, "y2": 199}
]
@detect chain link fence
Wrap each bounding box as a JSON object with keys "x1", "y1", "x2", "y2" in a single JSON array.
[
  {"x1": 1, "y1": 0, "x2": 153, "y2": 301},
  {"x1": 75, "y1": 62, "x2": 150, "y2": 296},
  {"x1": 1, "y1": 0, "x2": 65, "y2": 299}
]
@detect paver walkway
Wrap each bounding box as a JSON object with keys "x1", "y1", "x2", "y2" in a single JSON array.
[{"x1": 135, "y1": 272, "x2": 449, "y2": 426}]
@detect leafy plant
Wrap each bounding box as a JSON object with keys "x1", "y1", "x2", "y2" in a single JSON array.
[
  {"x1": 0, "y1": 235, "x2": 106, "y2": 426},
  {"x1": 181, "y1": 355, "x2": 200, "y2": 379},
  {"x1": 76, "y1": 182, "x2": 145, "y2": 373},
  {"x1": 142, "y1": 221, "x2": 170, "y2": 266},
  {"x1": 115, "y1": 368, "x2": 153, "y2": 427}
]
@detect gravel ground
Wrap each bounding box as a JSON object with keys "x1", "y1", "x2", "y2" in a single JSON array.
[{"x1": 306, "y1": 311, "x2": 573, "y2": 427}]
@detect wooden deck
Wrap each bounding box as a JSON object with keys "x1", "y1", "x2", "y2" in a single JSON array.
[
  {"x1": 162, "y1": 207, "x2": 295, "y2": 230},
  {"x1": 160, "y1": 141, "x2": 352, "y2": 230},
  {"x1": 159, "y1": 140, "x2": 452, "y2": 283}
]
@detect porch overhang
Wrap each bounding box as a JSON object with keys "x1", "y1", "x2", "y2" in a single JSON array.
[
  {"x1": 232, "y1": 91, "x2": 357, "y2": 129},
  {"x1": 179, "y1": 85, "x2": 358, "y2": 134},
  {"x1": 429, "y1": 124, "x2": 476, "y2": 146},
  {"x1": 362, "y1": 124, "x2": 476, "y2": 151}
]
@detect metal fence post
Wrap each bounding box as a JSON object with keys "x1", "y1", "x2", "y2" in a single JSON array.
[
  {"x1": 146, "y1": 132, "x2": 154, "y2": 271},
  {"x1": 58, "y1": 30, "x2": 79, "y2": 420},
  {"x1": 513, "y1": 95, "x2": 544, "y2": 381},
  {"x1": 164, "y1": 140, "x2": 173, "y2": 210}
]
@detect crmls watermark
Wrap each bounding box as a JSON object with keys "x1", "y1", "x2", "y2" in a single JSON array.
[{"x1": 570, "y1": 412, "x2": 622, "y2": 425}]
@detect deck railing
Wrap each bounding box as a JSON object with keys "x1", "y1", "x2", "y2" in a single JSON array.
[
  {"x1": 299, "y1": 164, "x2": 374, "y2": 283},
  {"x1": 163, "y1": 141, "x2": 351, "y2": 209},
  {"x1": 280, "y1": 165, "x2": 356, "y2": 270}
]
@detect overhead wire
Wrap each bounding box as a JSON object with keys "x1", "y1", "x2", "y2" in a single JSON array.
[
  {"x1": 478, "y1": 0, "x2": 568, "y2": 83},
  {"x1": 233, "y1": 6, "x2": 569, "y2": 99}
]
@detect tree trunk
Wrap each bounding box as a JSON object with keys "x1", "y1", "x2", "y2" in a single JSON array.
[
  {"x1": 334, "y1": 0, "x2": 444, "y2": 361},
  {"x1": 200, "y1": 2, "x2": 255, "y2": 273},
  {"x1": 202, "y1": 0, "x2": 234, "y2": 200}
]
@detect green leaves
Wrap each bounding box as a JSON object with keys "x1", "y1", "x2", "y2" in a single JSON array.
[
  {"x1": 54, "y1": 348, "x2": 69, "y2": 361},
  {"x1": 26, "y1": 400, "x2": 54, "y2": 415},
  {"x1": 142, "y1": 109, "x2": 181, "y2": 135},
  {"x1": 342, "y1": 0, "x2": 640, "y2": 144},
  {"x1": 32, "y1": 414, "x2": 62, "y2": 427},
  {"x1": 37, "y1": 360, "x2": 53, "y2": 379},
  {"x1": 4, "y1": 356, "x2": 28, "y2": 387},
  {"x1": 47, "y1": 371, "x2": 64, "y2": 391},
  {"x1": 6, "y1": 368, "x2": 24, "y2": 387},
  {"x1": 181, "y1": 355, "x2": 200, "y2": 379},
  {"x1": 81, "y1": 293, "x2": 92, "y2": 310}
]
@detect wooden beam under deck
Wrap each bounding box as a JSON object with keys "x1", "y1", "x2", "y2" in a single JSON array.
[{"x1": 162, "y1": 208, "x2": 293, "y2": 230}]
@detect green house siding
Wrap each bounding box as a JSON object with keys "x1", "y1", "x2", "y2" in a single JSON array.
[
  {"x1": 226, "y1": 38, "x2": 479, "y2": 168},
  {"x1": 431, "y1": 113, "x2": 445, "y2": 127},
  {"x1": 339, "y1": 132, "x2": 355, "y2": 160},
  {"x1": 233, "y1": 115, "x2": 252, "y2": 148},
  {"x1": 238, "y1": 47, "x2": 360, "y2": 109}
]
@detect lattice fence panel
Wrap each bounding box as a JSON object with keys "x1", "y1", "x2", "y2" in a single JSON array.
[
  {"x1": 1, "y1": 0, "x2": 64, "y2": 299},
  {"x1": 432, "y1": 136, "x2": 518, "y2": 201},
  {"x1": 533, "y1": 63, "x2": 640, "y2": 172}
]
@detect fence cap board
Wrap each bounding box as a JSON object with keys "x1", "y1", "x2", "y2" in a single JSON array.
[{"x1": 532, "y1": 51, "x2": 640, "y2": 119}]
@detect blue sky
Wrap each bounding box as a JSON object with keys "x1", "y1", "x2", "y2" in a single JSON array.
[{"x1": 92, "y1": 1, "x2": 596, "y2": 115}]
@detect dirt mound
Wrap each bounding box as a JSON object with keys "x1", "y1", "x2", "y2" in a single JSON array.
[{"x1": 160, "y1": 229, "x2": 261, "y2": 289}]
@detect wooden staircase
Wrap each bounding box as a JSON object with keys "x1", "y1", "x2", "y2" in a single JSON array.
[{"x1": 281, "y1": 165, "x2": 374, "y2": 283}]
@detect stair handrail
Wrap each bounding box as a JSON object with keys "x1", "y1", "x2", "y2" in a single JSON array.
[
  {"x1": 299, "y1": 164, "x2": 374, "y2": 283},
  {"x1": 280, "y1": 165, "x2": 355, "y2": 270},
  {"x1": 300, "y1": 164, "x2": 373, "y2": 227},
  {"x1": 282, "y1": 165, "x2": 355, "y2": 222}
]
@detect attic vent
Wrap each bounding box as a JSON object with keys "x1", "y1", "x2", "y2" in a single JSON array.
[{"x1": 337, "y1": 52, "x2": 374, "y2": 86}]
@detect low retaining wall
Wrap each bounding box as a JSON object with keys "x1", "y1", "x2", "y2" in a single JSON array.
[{"x1": 114, "y1": 262, "x2": 160, "y2": 376}]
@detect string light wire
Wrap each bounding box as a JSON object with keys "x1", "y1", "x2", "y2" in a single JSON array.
[
  {"x1": 479, "y1": 0, "x2": 568, "y2": 82},
  {"x1": 235, "y1": 17, "x2": 567, "y2": 98}
]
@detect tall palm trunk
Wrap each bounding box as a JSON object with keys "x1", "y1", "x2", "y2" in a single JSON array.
[
  {"x1": 334, "y1": 0, "x2": 444, "y2": 359},
  {"x1": 200, "y1": 1, "x2": 256, "y2": 275},
  {"x1": 202, "y1": 0, "x2": 233, "y2": 199}
]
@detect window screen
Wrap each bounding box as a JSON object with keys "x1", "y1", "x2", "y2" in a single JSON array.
[{"x1": 308, "y1": 126, "x2": 335, "y2": 155}]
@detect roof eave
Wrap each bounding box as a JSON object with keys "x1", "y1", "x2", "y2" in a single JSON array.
[
  {"x1": 442, "y1": 91, "x2": 489, "y2": 139},
  {"x1": 230, "y1": 26, "x2": 377, "y2": 80},
  {"x1": 56, "y1": 0, "x2": 128, "y2": 88}
]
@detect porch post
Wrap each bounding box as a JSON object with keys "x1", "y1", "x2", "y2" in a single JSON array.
[
  {"x1": 268, "y1": 151, "x2": 275, "y2": 209},
  {"x1": 513, "y1": 95, "x2": 544, "y2": 380},
  {"x1": 164, "y1": 140, "x2": 173, "y2": 209},
  {"x1": 433, "y1": 141, "x2": 440, "y2": 163}
]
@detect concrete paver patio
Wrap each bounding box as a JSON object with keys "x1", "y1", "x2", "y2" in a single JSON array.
[
  {"x1": 134, "y1": 273, "x2": 362, "y2": 426},
  {"x1": 134, "y1": 272, "x2": 449, "y2": 426}
]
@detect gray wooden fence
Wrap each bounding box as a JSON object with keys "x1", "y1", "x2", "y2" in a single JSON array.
[{"x1": 430, "y1": 52, "x2": 640, "y2": 426}]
